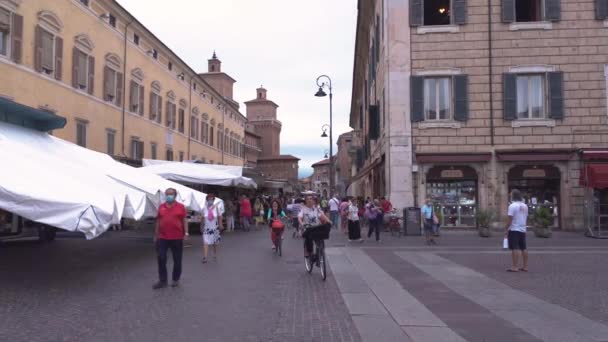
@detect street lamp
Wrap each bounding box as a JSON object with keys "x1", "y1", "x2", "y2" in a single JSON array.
[
  {"x1": 315, "y1": 75, "x2": 333, "y2": 195},
  {"x1": 323, "y1": 149, "x2": 329, "y2": 159},
  {"x1": 321, "y1": 124, "x2": 329, "y2": 138}
]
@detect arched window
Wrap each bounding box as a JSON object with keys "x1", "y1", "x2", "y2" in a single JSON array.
[
  {"x1": 129, "y1": 68, "x2": 145, "y2": 115},
  {"x1": 103, "y1": 53, "x2": 123, "y2": 106},
  {"x1": 149, "y1": 81, "x2": 162, "y2": 123},
  {"x1": 35, "y1": 10, "x2": 63, "y2": 80},
  {"x1": 71, "y1": 34, "x2": 94, "y2": 94}
]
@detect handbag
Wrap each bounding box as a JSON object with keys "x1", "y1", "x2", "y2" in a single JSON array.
[{"x1": 271, "y1": 213, "x2": 285, "y2": 229}]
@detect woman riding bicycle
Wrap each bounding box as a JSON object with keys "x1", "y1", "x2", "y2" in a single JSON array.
[
  {"x1": 298, "y1": 194, "x2": 330, "y2": 262},
  {"x1": 267, "y1": 199, "x2": 286, "y2": 250}
]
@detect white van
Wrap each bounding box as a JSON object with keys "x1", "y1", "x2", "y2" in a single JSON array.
[{"x1": 0, "y1": 209, "x2": 57, "y2": 242}]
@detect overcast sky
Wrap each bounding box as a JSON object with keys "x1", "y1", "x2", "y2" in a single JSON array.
[{"x1": 118, "y1": 0, "x2": 357, "y2": 177}]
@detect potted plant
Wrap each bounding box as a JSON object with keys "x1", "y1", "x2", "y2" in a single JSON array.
[
  {"x1": 533, "y1": 206, "x2": 552, "y2": 238},
  {"x1": 476, "y1": 209, "x2": 495, "y2": 238}
]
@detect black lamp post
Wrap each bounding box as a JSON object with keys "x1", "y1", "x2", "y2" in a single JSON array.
[{"x1": 315, "y1": 75, "x2": 333, "y2": 196}]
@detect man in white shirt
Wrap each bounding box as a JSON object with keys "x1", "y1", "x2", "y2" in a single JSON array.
[
  {"x1": 505, "y1": 189, "x2": 529, "y2": 272},
  {"x1": 328, "y1": 194, "x2": 340, "y2": 229}
]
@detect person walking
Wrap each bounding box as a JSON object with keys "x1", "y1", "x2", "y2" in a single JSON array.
[
  {"x1": 505, "y1": 189, "x2": 529, "y2": 272},
  {"x1": 339, "y1": 197, "x2": 350, "y2": 234},
  {"x1": 225, "y1": 198, "x2": 235, "y2": 232},
  {"x1": 153, "y1": 188, "x2": 188, "y2": 289},
  {"x1": 366, "y1": 200, "x2": 382, "y2": 242},
  {"x1": 267, "y1": 199, "x2": 287, "y2": 250},
  {"x1": 328, "y1": 194, "x2": 340, "y2": 229},
  {"x1": 201, "y1": 193, "x2": 224, "y2": 263},
  {"x1": 347, "y1": 198, "x2": 363, "y2": 242},
  {"x1": 421, "y1": 198, "x2": 437, "y2": 245},
  {"x1": 239, "y1": 195, "x2": 252, "y2": 232}
]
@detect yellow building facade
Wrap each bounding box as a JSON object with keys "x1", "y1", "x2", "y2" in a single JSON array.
[{"x1": 0, "y1": 0, "x2": 246, "y2": 166}]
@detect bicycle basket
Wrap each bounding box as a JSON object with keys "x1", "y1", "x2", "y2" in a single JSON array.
[{"x1": 302, "y1": 223, "x2": 331, "y2": 240}]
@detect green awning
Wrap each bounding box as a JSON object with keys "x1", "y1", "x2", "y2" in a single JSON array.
[{"x1": 0, "y1": 97, "x2": 67, "y2": 131}]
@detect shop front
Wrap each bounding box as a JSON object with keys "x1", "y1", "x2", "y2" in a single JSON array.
[
  {"x1": 579, "y1": 150, "x2": 608, "y2": 236},
  {"x1": 507, "y1": 165, "x2": 561, "y2": 228},
  {"x1": 426, "y1": 165, "x2": 478, "y2": 228}
]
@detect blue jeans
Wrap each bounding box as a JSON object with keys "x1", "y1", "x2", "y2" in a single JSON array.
[
  {"x1": 330, "y1": 211, "x2": 339, "y2": 228},
  {"x1": 156, "y1": 239, "x2": 183, "y2": 283}
]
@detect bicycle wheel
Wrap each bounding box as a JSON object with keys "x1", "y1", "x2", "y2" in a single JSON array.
[
  {"x1": 305, "y1": 254, "x2": 313, "y2": 273},
  {"x1": 319, "y1": 241, "x2": 327, "y2": 281}
]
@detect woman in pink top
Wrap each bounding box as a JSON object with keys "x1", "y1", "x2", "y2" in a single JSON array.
[{"x1": 239, "y1": 195, "x2": 252, "y2": 232}]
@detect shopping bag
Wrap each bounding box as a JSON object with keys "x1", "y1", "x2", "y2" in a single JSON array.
[{"x1": 502, "y1": 238, "x2": 509, "y2": 249}]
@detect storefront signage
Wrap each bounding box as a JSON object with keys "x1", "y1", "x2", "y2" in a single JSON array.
[
  {"x1": 441, "y1": 169, "x2": 464, "y2": 178},
  {"x1": 523, "y1": 169, "x2": 546, "y2": 178}
]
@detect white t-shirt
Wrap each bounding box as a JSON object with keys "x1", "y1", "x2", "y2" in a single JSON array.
[
  {"x1": 347, "y1": 203, "x2": 359, "y2": 221},
  {"x1": 329, "y1": 198, "x2": 340, "y2": 212},
  {"x1": 298, "y1": 206, "x2": 322, "y2": 226},
  {"x1": 508, "y1": 201, "x2": 529, "y2": 233}
]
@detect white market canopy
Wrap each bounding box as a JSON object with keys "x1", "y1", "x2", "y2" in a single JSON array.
[
  {"x1": 141, "y1": 160, "x2": 257, "y2": 189},
  {"x1": 0, "y1": 122, "x2": 208, "y2": 239}
]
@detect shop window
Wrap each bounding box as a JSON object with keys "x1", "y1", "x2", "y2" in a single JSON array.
[
  {"x1": 516, "y1": 74, "x2": 546, "y2": 119},
  {"x1": 0, "y1": 7, "x2": 10, "y2": 57},
  {"x1": 516, "y1": 0, "x2": 543, "y2": 22},
  {"x1": 424, "y1": 77, "x2": 452, "y2": 120},
  {"x1": 76, "y1": 120, "x2": 87, "y2": 147},
  {"x1": 508, "y1": 165, "x2": 560, "y2": 228},
  {"x1": 424, "y1": 0, "x2": 451, "y2": 25},
  {"x1": 106, "y1": 129, "x2": 115, "y2": 155}
]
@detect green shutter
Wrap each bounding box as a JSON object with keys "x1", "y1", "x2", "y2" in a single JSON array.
[
  {"x1": 410, "y1": 0, "x2": 423, "y2": 26},
  {"x1": 453, "y1": 75, "x2": 469, "y2": 122},
  {"x1": 453, "y1": 0, "x2": 467, "y2": 25},
  {"x1": 501, "y1": 0, "x2": 515, "y2": 23},
  {"x1": 545, "y1": 0, "x2": 561, "y2": 22},
  {"x1": 548, "y1": 71, "x2": 564, "y2": 120},
  {"x1": 596, "y1": 0, "x2": 608, "y2": 20},
  {"x1": 503, "y1": 73, "x2": 517, "y2": 121},
  {"x1": 410, "y1": 76, "x2": 425, "y2": 122},
  {"x1": 369, "y1": 105, "x2": 380, "y2": 140}
]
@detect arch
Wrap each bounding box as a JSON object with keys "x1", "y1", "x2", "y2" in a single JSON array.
[
  {"x1": 74, "y1": 34, "x2": 94, "y2": 53},
  {"x1": 201, "y1": 112, "x2": 209, "y2": 121},
  {"x1": 179, "y1": 99, "x2": 188, "y2": 108},
  {"x1": 105, "y1": 53, "x2": 122, "y2": 69},
  {"x1": 192, "y1": 107, "x2": 199, "y2": 115},
  {"x1": 131, "y1": 68, "x2": 144, "y2": 82},
  {"x1": 151, "y1": 80, "x2": 161, "y2": 93},
  {"x1": 166, "y1": 90, "x2": 176, "y2": 101},
  {"x1": 37, "y1": 10, "x2": 63, "y2": 33},
  {"x1": 0, "y1": 0, "x2": 21, "y2": 12}
]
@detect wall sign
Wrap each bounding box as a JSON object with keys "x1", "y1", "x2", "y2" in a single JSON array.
[
  {"x1": 523, "y1": 169, "x2": 546, "y2": 178},
  {"x1": 441, "y1": 169, "x2": 464, "y2": 178}
]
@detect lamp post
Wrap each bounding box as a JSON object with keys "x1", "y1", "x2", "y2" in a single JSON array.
[{"x1": 315, "y1": 75, "x2": 333, "y2": 196}]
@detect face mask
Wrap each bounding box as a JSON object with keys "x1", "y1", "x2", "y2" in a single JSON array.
[{"x1": 166, "y1": 195, "x2": 175, "y2": 203}]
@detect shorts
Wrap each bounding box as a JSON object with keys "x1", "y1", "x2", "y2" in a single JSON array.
[
  {"x1": 508, "y1": 231, "x2": 527, "y2": 250},
  {"x1": 423, "y1": 218, "x2": 434, "y2": 233}
]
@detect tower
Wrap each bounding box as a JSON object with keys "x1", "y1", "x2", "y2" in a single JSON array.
[
  {"x1": 199, "y1": 52, "x2": 238, "y2": 108},
  {"x1": 244, "y1": 87, "x2": 281, "y2": 157}
]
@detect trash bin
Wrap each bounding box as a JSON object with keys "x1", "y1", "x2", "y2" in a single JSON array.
[{"x1": 404, "y1": 207, "x2": 422, "y2": 236}]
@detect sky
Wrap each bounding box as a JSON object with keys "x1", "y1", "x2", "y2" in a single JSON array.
[{"x1": 118, "y1": 0, "x2": 358, "y2": 178}]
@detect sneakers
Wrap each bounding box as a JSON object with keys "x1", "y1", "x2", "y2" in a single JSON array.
[{"x1": 152, "y1": 281, "x2": 167, "y2": 290}]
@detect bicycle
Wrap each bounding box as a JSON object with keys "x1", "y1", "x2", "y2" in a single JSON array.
[
  {"x1": 387, "y1": 210, "x2": 403, "y2": 237},
  {"x1": 302, "y1": 223, "x2": 331, "y2": 281},
  {"x1": 272, "y1": 227, "x2": 283, "y2": 256}
]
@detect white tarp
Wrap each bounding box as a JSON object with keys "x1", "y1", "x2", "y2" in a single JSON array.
[
  {"x1": 141, "y1": 160, "x2": 257, "y2": 189},
  {"x1": 0, "y1": 122, "x2": 208, "y2": 239},
  {"x1": 143, "y1": 159, "x2": 245, "y2": 177}
]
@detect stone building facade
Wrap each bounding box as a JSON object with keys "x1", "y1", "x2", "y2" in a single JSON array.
[
  {"x1": 336, "y1": 131, "x2": 354, "y2": 195},
  {"x1": 311, "y1": 159, "x2": 331, "y2": 198},
  {"x1": 0, "y1": 0, "x2": 246, "y2": 166},
  {"x1": 350, "y1": 0, "x2": 608, "y2": 230}
]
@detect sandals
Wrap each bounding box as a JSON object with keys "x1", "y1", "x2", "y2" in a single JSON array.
[
  {"x1": 506, "y1": 268, "x2": 518, "y2": 272},
  {"x1": 202, "y1": 257, "x2": 208, "y2": 264}
]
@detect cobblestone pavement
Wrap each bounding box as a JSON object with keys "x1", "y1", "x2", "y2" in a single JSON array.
[{"x1": 0, "y1": 227, "x2": 361, "y2": 342}]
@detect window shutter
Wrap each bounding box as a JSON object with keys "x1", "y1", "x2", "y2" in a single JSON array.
[
  {"x1": 502, "y1": 73, "x2": 517, "y2": 120},
  {"x1": 103, "y1": 66, "x2": 111, "y2": 101},
  {"x1": 597, "y1": 0, "x2": 608, "y2": 20},
  {"x1": 453, "y1": 0, "x2": 467, "y2": 25},
  {"x1": 453, "y1": 75, "x2": 469, "y2": 122},
  {"x1": 129, "y1": 80, "x2": 137, "y2": 111},
  {"x1": 157, "y1": 96, "x2": 162, "y2": 123},
  {"x1": 548, "y1": 71, "x2": 564, "y2": 120},
  {"x1": 545, "y1": 0, "x2": 561, "y2": 22},
  {"x1": 139, "y1": 141, "x2": 145, "y2": 160},
  {"x1": 410, "y1": 0, "x2": 423, "y2": 26},
  {"x1": 54, "y1": 37, "x2": 63, "y2": 80},
  {"x1": 149, "y1": 92, "x2": 155, "y2": 119},
  {"x1": 138, "y1": 85, "x2": 144, "y2": 115},
  {"x1": 501, "y1": 0, "x2": 515, "y2": 23},
  {"x1": 166, "y1": 102, "x2": 171, "y2": 126},
  {"x1": 72, "y1": 48, "x2": 79, "y2": 88},
  {"x1": 34, "y1": 26, "x2": 43, "y2": 72},
  {"x1": 87, "y1": 56, "x2": 95, "y2": 95},
  {"x1": 172, "y1": 104, "x2": 177, "y2": 129},
  {"x1": 368, "y1": 105, "x2": 380, "y2": 140},
  {"x1": 116, "y1": 72, "x2": 123, "y2": 106},
  {"x1": 410, "y1": 76, "x2": 425, "y2": 122},
  {"x1": 11, "y1": 14, "x2": 23, "y2": 63}
]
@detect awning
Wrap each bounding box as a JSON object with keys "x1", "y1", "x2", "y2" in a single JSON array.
[
  {"x1": 581, "y1": 150, "x2": 608, "y2": 160},
  {"x1": 416, "y1": 153, "x2": 492, "y2": 163},
  {"x1": 141, "y1": 161, "x2": 257, "y2": 189},
  {"x1": 580, "y1": 164, "x2": 608, "y2": 189},
  {"x1": 0, "y1": 97, "x2": 67, "y2": 131},
  {"x1": 496, "y1": 150, "x2": 574, "y2": 161}
]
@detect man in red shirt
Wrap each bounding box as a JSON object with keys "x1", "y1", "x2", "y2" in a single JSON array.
[
  {"x1": 153, "y1": 188, "x2": 188, "y2": 289},
  {"x1": 239, "y1": 194, "x2": 252, "y2": 232}
]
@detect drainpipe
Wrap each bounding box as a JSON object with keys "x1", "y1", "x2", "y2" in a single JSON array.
[
  {"x1": 187, "y1": 77, "x2": 192, "y2": 158},
  {"x1": 121, "y1": 19, "x2": 134, "y2": 156},
  {"x1": 221, "y1": 108, "x2": 225, "y2": 165},
  {"x1": 488, "y1": 0, "x2": 495, "y2": 146}
]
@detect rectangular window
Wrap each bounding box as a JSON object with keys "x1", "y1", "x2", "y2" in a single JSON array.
[
  {"x1": 76, "y1": 120, "x2": 87, "y2": 147},
  {"x1": 166, "y1": 148, "x2": 173, "y2": 161},
  {"x1": 106, "y1": 130, "x2": 115, "y2": 155},
  {"x1": 109, "y1": 14, "x2": 116, "y2": 28},
  {"x1": 151, "y1": 143, "x2": 157, "y2": 159},
  {"x1": 41, "y1": 29, "x2": 55, "y2": 74},
  {"x1": 133, "y1": 33, "x2": 139, "y2": 45},
  {"x1": 424, "y1": 0, "x2": 451, "y2": 26},
  {"x1": 516, "y1": 74, "x2": 546, "y2": 119},
  {"x1": 150, "y1": 93, "x2": 160, "y2": 121},
  {"x1": 423, "y1": 77, "x2": 452, "y2": 120},
  {"x1": 209, "y1": 127, "x2": 214, "y2": 147},
  {"x1": 516, "y1": 0, "x2": 544, "y2": 22},
  {"x1": 179, "y1": 151, "x2": 184, "y2": 162},
  {"x1": 0, "y1": 8, "x2": 10, "y2": 57},
  {"x1": 201, "y1": 122, "x2": 208, "y2": 144},
  {"x1": 76, "y1": 50, "x2": 88, "y2": 89},
  {"x1": 168, "y1": 61, "x2": 172, "y2": 71},
  {"x1": 178, "y1": 108, "x2": 185, "y2": 133},
  {"x1": 152, "y1": 49, "x2": 158, "y2": 59}
]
